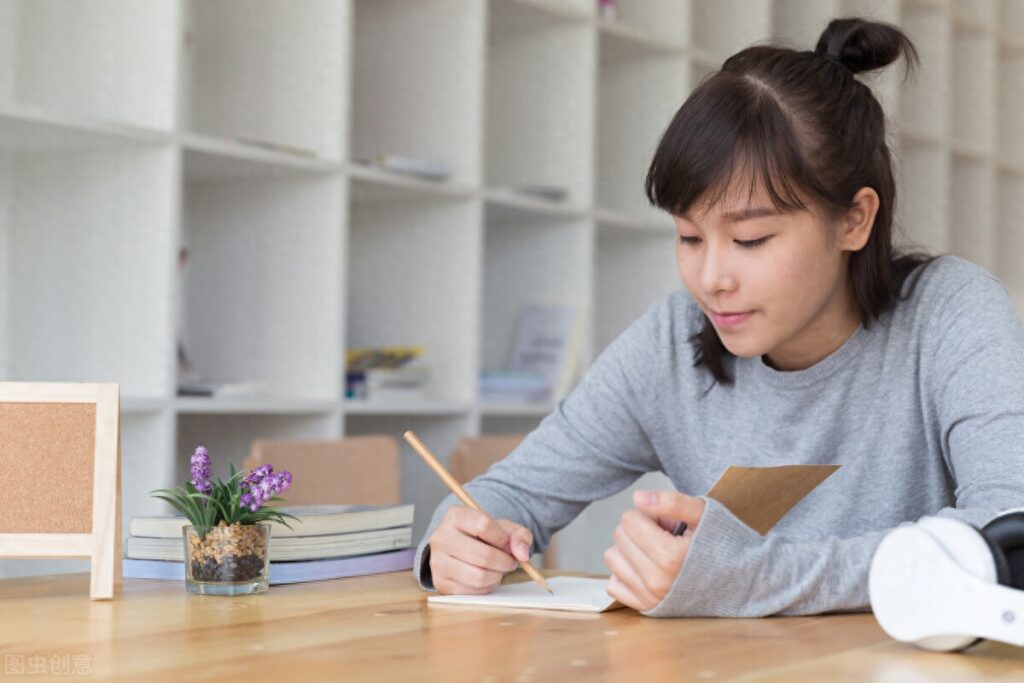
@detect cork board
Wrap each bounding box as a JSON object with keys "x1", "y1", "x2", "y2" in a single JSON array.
[
  {"x1": 0, "y1": 382, "x2": 121, "y2": 600},
  {"x1": 0, "y1": 403, "x2": 96, "y2": 533}
]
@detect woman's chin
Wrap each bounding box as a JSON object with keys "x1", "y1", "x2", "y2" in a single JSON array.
[{"x1": 719, "y1": 338, "x2": 769, "y2": 359}]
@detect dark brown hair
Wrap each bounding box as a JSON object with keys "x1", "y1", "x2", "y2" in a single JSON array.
[{"x1": 645, "y1": 17, "x2": 938, "y2": 386}]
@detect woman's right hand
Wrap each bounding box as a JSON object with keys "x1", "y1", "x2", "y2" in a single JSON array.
[{"x1": 427, "y1": 505, "x2": 534, "y2": 595}]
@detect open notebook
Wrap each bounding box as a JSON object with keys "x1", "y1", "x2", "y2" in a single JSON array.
[{"x1": 427, "y1": 576, "x2": 625, "y2": 613}]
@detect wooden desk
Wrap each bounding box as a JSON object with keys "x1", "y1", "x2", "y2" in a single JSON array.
[{"x1": 1, "y1": 569, "x2": 1022, "y2": 682}]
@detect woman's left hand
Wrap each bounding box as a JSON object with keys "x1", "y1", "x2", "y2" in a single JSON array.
[{"x1": 603, "y1": 490, "x2": 706, "y2": 612}]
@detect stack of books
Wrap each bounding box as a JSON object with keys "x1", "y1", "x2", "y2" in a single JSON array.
[
  {"x1": 345, "y1": 346, "x2": 430, "y2": 401},
  {"x1": 122, "y1": 504, "x2": 415, "y2": 585}
]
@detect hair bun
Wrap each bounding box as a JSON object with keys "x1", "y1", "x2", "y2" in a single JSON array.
[{"x1": 815, "y1": 17, "x2": 919, "y2": 77}]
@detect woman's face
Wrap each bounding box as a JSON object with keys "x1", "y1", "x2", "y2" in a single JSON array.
[{"x1": 674, "y1": 177, "x2": 866, "y2": 371}]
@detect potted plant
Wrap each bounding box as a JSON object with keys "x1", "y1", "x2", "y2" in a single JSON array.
[{"x1": 151, "y1": 446, "x2": 298, "y2": 596}]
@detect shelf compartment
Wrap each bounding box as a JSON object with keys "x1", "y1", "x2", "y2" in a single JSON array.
[
  {"x1": 953, "y1": 0, "x2": 998, "y2": 30},
  {"x1": 1003, "y1": 0, "x2": 1024, "y2": 38},
  {"x1": 0, "y1": 0, "x2": 179, "y2": 131},
  {"x1": 998, "y1": 172, "x2": 1024, "y2": 315},
  {"x1": 594, "y1": 229, "x2": 679, "y2": 356},
  {"x1": 351, "y1": 0, "x2": 485, "y2": 187},
  {"x1": 599, "y1": 0, "x2": 689, "y2": 45},
  {"x1": 485, "y1": 0, "x2": 596, "y2": 207},
  {"x1": 348, "y1": 197, "x2": 480, "y2": 406},
  {"x1": 594, "y1": 207, "x2": 673, "y2": 234},
  {"x1": 123, "y1": 411, "x2": 177, "y2": 522},
  {"x1": 951, "y1": 158, "x2": 997, "y2": 271},
  {"x1": 692, "y1": 0, "x2": 772, "y2": 60},
  {"x1": 952, "y1": 31, "x2": 996, "y2": 155},
  {"x1": 900, "y1": 3, "x2": 953, "y2": 141},
  {"x1": 0, "y1": 145, "x2": 177, "y2": 396},
  {"x1": 773, "y1": 0, "x2": 841, "y2": 48},
  {"x1": 998, "y1": 51, "x2": 1024, "y2": 170},
  {"x1": 180, "y1": 168, "x2": 345, "y2": 401},
  {"x1": 597, "y1": 31, "x2": 690, "y2": 222},
  {"x1": 894, "y1": 139, "x2": 952, "y2": 254},
  {"x1": 181, "y1": 0, "x2": 349, "y2": 160},
  {"x1": 481, "y1": 209, "x2": 592, "y2": 380}
]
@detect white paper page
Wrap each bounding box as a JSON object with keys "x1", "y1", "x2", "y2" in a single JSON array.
[{"x1": 427, "y1": 577, "x2": 625, "y2": 613}]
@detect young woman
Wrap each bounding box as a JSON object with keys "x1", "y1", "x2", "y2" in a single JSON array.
[{"x1": 413, "y1": 18, "x2": 1024, "y2": 617}]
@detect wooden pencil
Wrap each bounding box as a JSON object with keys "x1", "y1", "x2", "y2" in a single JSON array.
[{"x1": 403, "y1": 430, "x2": 553, "y2": 595}]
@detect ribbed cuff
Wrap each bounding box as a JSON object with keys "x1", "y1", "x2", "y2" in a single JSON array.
[
  {"x1": 414, "y1": 540, "x2": 436, "y2": 592},
  {"x1": 641, "y1": 495, "x2": 765, "y2": 618}
]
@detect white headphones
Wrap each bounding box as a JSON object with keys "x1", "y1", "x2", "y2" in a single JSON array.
[{"x1": 869, "y1": 510, "x2": 1024, "y2": 651}]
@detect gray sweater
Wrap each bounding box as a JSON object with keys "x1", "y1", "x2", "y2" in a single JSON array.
[{"x1": 414, "y1": 255, "x2": 1024, "y2": 617}]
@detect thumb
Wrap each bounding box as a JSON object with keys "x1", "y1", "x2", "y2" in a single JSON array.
[{"x1": 633, "y1": 490, "x2": 705, "y2": 529}]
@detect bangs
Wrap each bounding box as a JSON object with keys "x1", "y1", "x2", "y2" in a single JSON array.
[{"x1": 645, "y1": 71, "x2": 819, "y2": 221}]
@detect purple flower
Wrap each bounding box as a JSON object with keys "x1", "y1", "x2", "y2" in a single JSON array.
[
  {"x1": 238, "y1": 464, "x2": 292, "y2": 513},
  {"x1": 245, "y1": 464, "x2": 273, "y2": 484},
  {"x1": 190, "y1": 446, "x2": 212, "y2": 495}
]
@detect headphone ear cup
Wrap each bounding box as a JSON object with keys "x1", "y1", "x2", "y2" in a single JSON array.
[
  {"x1": 982, "y1": 512, "x2": 1024, "y2": 590},
  {"x1": 909, "y1": 518, "x2": 1005, "y2": 652}
]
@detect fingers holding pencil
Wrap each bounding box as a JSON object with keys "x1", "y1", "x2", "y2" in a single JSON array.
[
  {"x1": 427, "y1": 507, "x2": 533, "y2": 595},
  {"x1": 403, "y1": 430, "x2": 553, "y2": 595}
]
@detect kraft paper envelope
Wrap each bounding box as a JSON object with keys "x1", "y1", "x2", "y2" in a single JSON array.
[
  {"x1": 427, "y1": 463, "x2": 839, "y2": 612},
  {"x1": 706, "y1": 464, "x2": 840, "y2": 535}
]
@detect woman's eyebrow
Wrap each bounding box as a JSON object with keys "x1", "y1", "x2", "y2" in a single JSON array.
[
  {"x1": 721, "y1": 206, "x2": 781, "y2": 222},
  {"x1": 679, "y1": 206, "x2": 781, "y2": 225}
]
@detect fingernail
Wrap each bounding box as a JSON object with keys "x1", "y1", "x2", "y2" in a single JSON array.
[
  {"x1": 636, "y1": 491, "x2": 657, "y2": 506},
  {"x1": 514, "y1": 541, "x2": 530, "y2": 560}
]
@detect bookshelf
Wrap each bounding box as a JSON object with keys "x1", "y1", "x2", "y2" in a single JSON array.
[{"x1": 2, "y1": 0, "x2": 1022, "y2": 577}]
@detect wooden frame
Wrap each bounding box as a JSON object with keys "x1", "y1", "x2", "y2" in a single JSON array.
[{"x1": 0, "y1": 382, "x2": 121, "y2": 599}]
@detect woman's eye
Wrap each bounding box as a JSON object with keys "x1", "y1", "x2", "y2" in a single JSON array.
[
  {"x1": 677, "y1": 236, "x2": 771, "y2": 248},
  {"x1": 736, "y1": 236, "x2": 770, "y2": 248}
]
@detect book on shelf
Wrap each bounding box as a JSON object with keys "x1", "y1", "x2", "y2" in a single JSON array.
[
  {"x1": 346, "y1": 346, "x2": 430, "y2": 400},
  {"x1": 504, "y1": 303, "x2": 586, "y2": 400},
  {"x1": 123, "y1": 547, "x2": 416, "y2": 585},
  {"x1": 479, "y1": 369, "x2": 551, "y2": 403},
  {"x1": 354, "y1": 154, "x2": 451, "y2": 181},
  {"x1": 125, "y1": 525, "x2": 412, "y2": 562},
  {"x1": 129, "y1": 503, "x2": 415, "y2": 539}
]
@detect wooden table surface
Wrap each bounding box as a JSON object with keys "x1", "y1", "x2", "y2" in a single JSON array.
[{"x1": 1, "y1": 569, "x2": 1023, "y2": 682}]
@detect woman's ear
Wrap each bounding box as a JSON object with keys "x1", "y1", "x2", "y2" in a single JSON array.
[{"x1": 839, "y1": 186, "x2": 879, "y2": 252}]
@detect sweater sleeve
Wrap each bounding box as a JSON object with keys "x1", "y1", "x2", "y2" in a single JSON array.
[
  {"x1": 414, "y1": 304, "x2": 666, "y2": 591},
  {"x1": 643, "y1": 266, "x2": 1024, "y2": 618}
]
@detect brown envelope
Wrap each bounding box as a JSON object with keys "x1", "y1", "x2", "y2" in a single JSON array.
[{"x1": 705, "y1": 465, "x2": 840, "y2": 535}]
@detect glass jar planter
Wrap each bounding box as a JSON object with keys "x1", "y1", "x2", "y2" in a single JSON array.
[{"x1": 184, "y1": 522, "x2": 271, "y2": 596}]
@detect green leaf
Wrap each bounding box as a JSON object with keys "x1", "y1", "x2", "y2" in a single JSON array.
[{"x1": 152, "y1": 495, "x2": 198, "y2": 526}]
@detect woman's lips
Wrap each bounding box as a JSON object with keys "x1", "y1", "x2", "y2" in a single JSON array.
[{"x1": 710, "y1": 310, "x2": 754, "y2": 328}]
